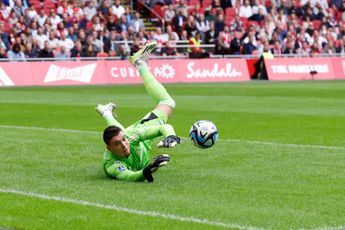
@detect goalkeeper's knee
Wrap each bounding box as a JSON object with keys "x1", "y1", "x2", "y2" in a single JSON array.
[{"x1": 159, "y1": 99, "x2": 175, "y2": 109}]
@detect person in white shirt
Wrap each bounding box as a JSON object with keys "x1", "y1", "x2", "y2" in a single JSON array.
[
  {"x1": 49, "y1": 9, "x2": 62, "y2": 30},
  {"x1": 239, "y1": 0, "x2": 253, "y2": 18},
  {"x1": 48, "y1": 30, "x2": 60, "y2": 49},
  {"x1": 27, "y1": 4, "x2": 38, "y2": 20},
  {"x1": 37, "y1": 9, "x2": 47, "y2": 27},
  {"x1": 130, "y1": 11, "x2": 145, "y2": 33},
  {"x1": 58, "y1": 32, "x2": 75, "y2": 52},
  {"x1": 164, "y1": 4, "x2": 175, "y2": 24},
  {"x1": 196, "y1": 14, "x2": 210, "y2": 37},
  {"x1": 83, "y1": 0, "x2": 98, "y2": 21},
  {"x1": 252, "y1": 0, "x2": 267, "y2": 15},
  {"x1": 0, "y1": 2, "x2": 11, "y2": 19},
  {"x1": 111, "y1": 0, "x2": 125, "y2": 20},
  {"x1": 34, "y1": 26, "x2": 48, "y2": 49}
]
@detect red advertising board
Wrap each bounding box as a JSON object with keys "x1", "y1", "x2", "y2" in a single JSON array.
[
  {"x1": 264, "y1": 57, "x2": 336, "y2": 81},
  {"x1": 330, "y1": 57, "x2": 345, "y2": 80},
  {"x1": 0, "y1": 58, "x2": 250, "y2": 87}
]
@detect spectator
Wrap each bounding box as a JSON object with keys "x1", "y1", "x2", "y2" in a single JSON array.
[
  {"x1": 230, "y1": 30, "x2": 243, "y2": 55},
  {"x1": 161, "y1": 40, "x2": 177, "y2": 56},
  {"x1": 24, "y1": 42, "x2": 39, "y2": 58},
  {"x1": 116, "y1": 31, "x2": 131, "y2": 57},
  {"x1": 27, "y1": 4, "x2": 37, "y2": 20},
  {"x1": 0, "y1": 2, "x2": 11, "y2": 19},
  {"x1": 111, "y1": 0, "x2": 125, "y2": 20},
  {"x1": 283, "y1": 40, "x2": 297, "y2": 54},
  {"x1": 8, "y1": 10, "x2": 19, "y2": 27},
  {"x1": 67, "y1": 26, "x2": 78, "y2": 42},
  {"x1": 270, "y1": 40, "x2": 282, "y2": 55},
  {"x1": 230, "y1": 15, "x2": 243, "y2": 32},
  {"x1": 48, "y1": 30, "x2": 59, "y2": 49},
  {"x1": 38, "y1": 40, "x2": 54, "y2": 58},
  {"x1": 165, "y1": 25, "x2": 179, "y2": 41},
  {"x1": 242, "y1": 34, "x2": 257, "y2": 54},
  {"x1": 49, "y1": 9, "x2": 62, "y2": 30},
  {"x1": 84, "y1": 0, "x2": 98, "y2": 21},
  {"x1": 249, "y1": 8, "x2": 265, "y2": 23},
  {"x1": 55, "y1": 45, "x2": 69, "y2": 60},
  {"x1": 71, "y1": 1, "x2": 84, "y2": 18},
  {"x1": 106, "y1": 15, "x2": 121, "y2": 32},
  {"x1": 217, "y1": 25, "x2": 231, "y2": 54},
  {"x1": 0, "y1": 46, "x2": 7, "y2": 58},
  {"x1": 196, "y1": 14, "x2": 209, "y2": 40},
  {"x1": 137, "y1": 30, "x2": 148, "y2": 44},
  {"x1": 70, "y1": 40, "x2": 84, "y2": 58},
  {"x1": 104, "y1": 29, "x2": 118, "y2": 54},
  {"x1": 204, "y1": 8, "x2": 216, "y2": 22},
  {"x1": 289, "y1": 0, "x2": 303, "y2": 17},
  {"x1": 124, "y1": 7, "x2": 134, "y2": 25},
  {"x1": 164, "y1": 4, "x2": 175, "y2": 25},
  {"x1": 84, "y1": 43, "x2": 96, "y2": 57},
  {"x1": 7, "y1": 43, "x2": 26, "y2": 61},
  {"x1": 188, "y1": 31, "x2": 209, "y2": 58},
  {"x1": 239, "y1": 0, "x2": 253, "y2": 18},
  {"x1": 12, "y1": 0, "x2": 25, "y2": 17},
  {"x1": 335, "y1": 39, "x2": 345, "y2": 54},
  {"x1": 130, "y1": 38, "x2": 140, "y2": 55},
  {"x1": 89, "y1": 30, "x2": 102, "y2": 53},
  {"x1": 153, "y1": 27, "x2": 169, "y2": 44},
  {"x1": 116, "y1": 43, "x2": 130, "y2": 60},
  {"x1": 130, "y1": 11, "x2": 145, "y2": 34},
  {"x1": 185, "y1": 15, "x2": 197, "y2": 38},
  {"x1": 175, "y1": 0, "x2": 189, "y2": 17},
  {"x1": 204, "y1": 20, "x2": 218, "y2": 45},
  {"x1": 99, "y1": 0, "x2": 110, "y2": 16},
  {"x1": 252, "y1": 0, "x2": 267, "y2": 15},
  {"x1": 91, "y1": 15, "x2": 104, "y2": 32},
  {"x1": 211, "y1": 0, "x2": 222, "y2": 13},
  {"x1": 59, "y1": 31, "x2": 74, "y2": 52},
  {"x1": 119, "y1": 14, "x2": 129, "y2": 32},
  {"x1": 329, "y1": 0, "x2": 344, "y2": 10},
  {"x1": 214, "y1": 13, "x2": 225, "y2": 34},
  {"x1": 37, "y1": 9, "x2": 47, "y2": 27},
  {"x1": 172, "y1": 9, "x2": 187, "y2": 34}
]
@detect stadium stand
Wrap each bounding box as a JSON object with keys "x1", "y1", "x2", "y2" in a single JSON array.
[{"x1": 0, "y1": 0, "x2": 345, "y2": 61}]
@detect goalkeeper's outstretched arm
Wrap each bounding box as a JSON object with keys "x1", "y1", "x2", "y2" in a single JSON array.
[{"x1": 104, "y1": 155, "x2": 170, "y2": 182}]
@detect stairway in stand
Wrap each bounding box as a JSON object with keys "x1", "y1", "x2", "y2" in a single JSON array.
[{"x1": 120, "y1": 0, "x2": 158, "y2": 32}]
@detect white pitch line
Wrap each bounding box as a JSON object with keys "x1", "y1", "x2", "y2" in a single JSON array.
[
  {"x1": 1, "y1": 125, "x2": 344, "y2": 151},
  {"x1": 0, "y1": 188, "x2": 262, "y2": 230}
]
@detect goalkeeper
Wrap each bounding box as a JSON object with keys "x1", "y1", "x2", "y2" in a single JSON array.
[{"x1": 96, "y1": 41, "x2": 181, "y2": 183}]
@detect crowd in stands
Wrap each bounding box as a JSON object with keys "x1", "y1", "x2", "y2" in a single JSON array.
[{"x1": 0, "y1": 0, "x2": 345, "y2": 61}]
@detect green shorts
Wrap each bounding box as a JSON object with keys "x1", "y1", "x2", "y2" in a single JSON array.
[{"x1": 130, "y1": 109, "x2": 168, "y2": 128}]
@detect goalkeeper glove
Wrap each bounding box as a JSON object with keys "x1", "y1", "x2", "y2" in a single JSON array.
[
  {"x1": 157, "y1": 135, "x2": 181, "y2": 148},
  {"x1": 143, "y1": 154, "x2": 170, "y2": 183}
]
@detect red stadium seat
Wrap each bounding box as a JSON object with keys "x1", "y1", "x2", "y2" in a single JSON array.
[{"x1": 313, "y1": 20, "x2": 322, "y2": 30}]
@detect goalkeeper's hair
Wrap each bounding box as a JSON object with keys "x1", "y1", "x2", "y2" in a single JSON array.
[{"x1": 103, "y1": 126, "x2": 122, "y2": 145}]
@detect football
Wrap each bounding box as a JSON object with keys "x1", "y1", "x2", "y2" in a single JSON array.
[{"x1": 189, "y1": 120, "x2": 218, "y2": 148}]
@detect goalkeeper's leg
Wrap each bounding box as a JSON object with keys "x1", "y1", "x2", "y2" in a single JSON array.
[
  {"x1": 95, "y1": 103, "x2": 125, "y2": 130},
  {"x1": 130, "y1": 41, "x2": 175, "y2": 118}
]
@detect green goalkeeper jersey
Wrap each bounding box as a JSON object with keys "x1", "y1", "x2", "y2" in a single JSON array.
[{"x1": 103, "y1": 114, "x2": 175, "y2": 182}]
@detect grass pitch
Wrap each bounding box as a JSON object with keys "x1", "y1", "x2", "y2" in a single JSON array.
[{"x1": 0, "y1": 81, "x2": 345, "y2": 230}]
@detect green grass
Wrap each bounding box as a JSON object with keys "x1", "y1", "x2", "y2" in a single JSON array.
[{"x1": 1, "y1": 81, "x2": 345, "y2": 229}]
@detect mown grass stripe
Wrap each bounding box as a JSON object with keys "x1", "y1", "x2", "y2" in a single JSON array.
[
  {"x1": 1, "y1": 125, "x2": 344, "y2": 151},
  {"x1": 0, "y1": 188, "x2": 262, "y2": 230}
]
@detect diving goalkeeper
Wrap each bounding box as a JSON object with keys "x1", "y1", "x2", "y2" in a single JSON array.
[{"x1": 95, "y1": 41, "x2": 181, "y2": 183}]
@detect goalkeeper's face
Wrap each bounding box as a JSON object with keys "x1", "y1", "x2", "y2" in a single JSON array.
[{"x1": 107, "y1": 131, "x2": 130, "y2": 158}]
